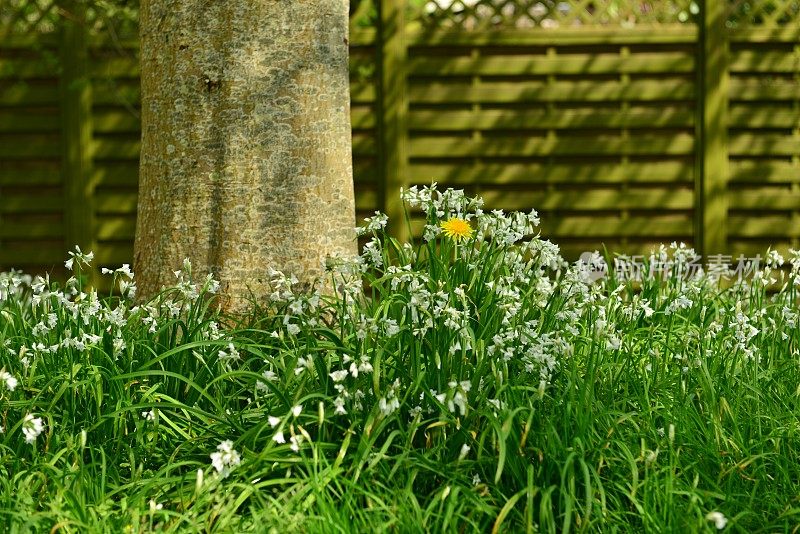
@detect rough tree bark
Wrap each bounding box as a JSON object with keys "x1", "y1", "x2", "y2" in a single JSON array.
[{"x1": 135, "y1": 0, "x2": 356, "y2": 310}]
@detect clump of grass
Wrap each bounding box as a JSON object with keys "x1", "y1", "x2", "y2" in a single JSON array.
[{"x1": 1, "y1": 184, "x2": 799, "y2": 532}]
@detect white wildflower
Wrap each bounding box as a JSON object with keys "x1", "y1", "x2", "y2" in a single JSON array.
[
  {"x1": 705, "y1": 511, "x2": 727, "y2": 530},
  {"x1": 209, "y1": 440, "x2": 241, "y2": 478},
  {"x1": 0, "y1": 370, "x2": 17, "y2": 392},
  {"x1": 22, "y1": 414, "x2": 44, "y2": 444}
]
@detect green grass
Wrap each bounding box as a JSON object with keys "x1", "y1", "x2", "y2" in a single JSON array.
[{"x1": 1, "y1": 186, "x2": 799, "y2": 532}]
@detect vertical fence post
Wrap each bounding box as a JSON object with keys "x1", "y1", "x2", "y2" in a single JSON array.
[
  {"x1": 59, "y1": 0, "x2": 95, "y2": 280},
  {"x1": 699, "y1": 0, "x2": 729, "y2": 256},
  {"x1": 379, "y1": 0, "x2": 409, "y2": 241}
]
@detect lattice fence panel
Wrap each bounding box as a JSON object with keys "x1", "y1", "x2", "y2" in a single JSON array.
[
  {"x1": 0, "y1": 0, "x2": 60, "y2": 36},
  {"x1": 727, "y1": 0, "x2": 800, "y2": 27},
  {"x1": 416, "y1": 0, "x2": 699, "y2": 29}
]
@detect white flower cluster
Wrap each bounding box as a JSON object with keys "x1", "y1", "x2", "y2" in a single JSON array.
[{"x1": 209, "y1": 440, "x2": 241, "y2": 478}]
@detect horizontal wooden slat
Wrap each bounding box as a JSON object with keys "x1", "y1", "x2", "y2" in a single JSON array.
[
  {"x1": 540, "y1": 217, "x2": 691, "y2": 237},
  {"x1": 730, "y1": 191, "x2": 800, "y2": 210},
  {"x1": 0, "y1": 84, "x2": 59, "y2": 105},
  {"x1": 727, "y1": 108, "x2": 800, "y2": 128},
  {"x1": 728, "y1": 79, "x2": 800, "y2": 100},
  {"x1": 409, "y1": 108, "x2": 694, "y2": 130},
  {"x1": 95, "y1": 193, "x2": 137, "y2": 214},
  {"x1": 410, "y1": 162, "x2": 695, "y2": 184},
  {"x1": 0, "y1": 196, "x2": 63, "y2": 213},
  {"x1": 93, "y1": 139, "x2": 140, "y2": 159},
  {"x1": 729, "y1": 216, "x2": 800, "y2": 238},
  {"x1": 729, "y1": 51, "x2": 800, "y2": 73},
  {"x1": 92, "y1": 111, "x2": 140, "y2": 133},
  {"x1": 0, "y1": 222, "x2": 63, "y2": 239},
  {"x1": 409, "y1": 52, "x2": 695, "y2": 76},
  {"x1": 91, "y1": 165, "x2": 138, "y2": 186},
  {"x1": 729, "y1": 161, "x2": 800, "y2": 183},
  {"x1": 97, "y1": 218, "x2": 135, "y2": 240},
  {"x1": 404, "y1": 25, "x2": 698, "y2": 45},
  {"x1": 94, "y1": 245, "x2": 133, "y2": 265},
  {"x1": 408, "y1": 80, "x2": 695, "y2": 103},
  {"x1": 0, "y1": 111, "x2": 60, "y2": 132},
  {"x1": 0, "y1": 168, "x2": 60, "y2": 185},
  {"x1": 0, "y1": 59, "x2": 59, "y2": 79},
  {"x1": 409, "y1": 134, "x2": 695, "y2": 157},
  {"x1": 0, "y1": 138, "x2": 60, "y2": 157},
  {"x1": 729, "y1": 27, "x2": 800, "y2": 42},
  {"x1": 477, "y1": 189, "x2": 694, "y2": 210},
  {"x1": 728, "y1": 134, "x2": 800, "y2": 156},
  {"x1": 0, "y1": 248, "x2": 66, "y2": 265}
]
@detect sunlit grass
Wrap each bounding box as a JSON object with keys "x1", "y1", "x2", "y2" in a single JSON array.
[{"x1": 1, "y1": 186, "x2": 799, "y2": 532}]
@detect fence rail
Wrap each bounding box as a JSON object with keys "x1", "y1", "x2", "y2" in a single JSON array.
[{"x1": 0, "y1": 0, "x2": 799, "y2": 282}]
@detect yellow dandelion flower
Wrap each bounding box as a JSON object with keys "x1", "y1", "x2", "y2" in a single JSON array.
[{"x1": 440, "y1": 217, "x2": 473, "y2": 241}]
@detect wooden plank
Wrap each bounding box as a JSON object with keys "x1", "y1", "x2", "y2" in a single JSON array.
[
  {"x1": 729, "y1": 191, "x2": 800, "y2": 210},
  {"x1": 476, "y1": 189, "x2": 694, "y2": 210},
  {"x1": 96, "y1": 218, "x2": 136, "y2": 240},
  {"x1": 729, "y1": 27, "x2": 800, "y2": 43},
  {"x1": 729, "y1": 51, "x2": 800, "y2": 72},
  {"x1": 92, "y1": 139, "x2": 140, "y2": 159},
  {"x1": 0, "y1": 168, "x2": 60, "y2": 185},
  {"x1": 540, "y1": 217, "x2": 691, "y2": 237},
  {"x1": 727, "y1": 108, "x2": 800, "y2": 128},
  {"x1": 408, "y1": 133, "x2": 695, "y2": 157},
  {"x1": 409, "y1": 53, "x2": 695, "y2": 76},
  {"x1": 91, "y1": 165, "x2": 138, "y2": 186},
  {"x1": 0, "y1": 84, "x2": 59, "y2": 105},
  {"x1": 0, "y1": 248, "x2": 66, "y2": 265},
  {"x1": 0, "y1": 111, "x2": 60, "y2": 132},
  {"x1": 92, "y1": 111, "x2": 140, "y2": 133},
  {"x1": 0, "y1": 35, "x2": 59, "y2": 48},
  {"x1": 0, "y1": 137, "x2": 61, "y2": 157},
  {"x1": 95, "y1": 193, "x2": 138, "y2": 214},
  {"x1": 404, "y1": 25, "x2": 698, "y2": 45},
  {"x1": 408, "y1": 108, "x2": 695, "y2": 130},
  {"x1": 729, "y1": 161, "x2": 800, "y2": 183},
  {"x1": 411, "y1": 162, "x2": 694, "y2": 184},
  {"x1": 0, "y1": 222, "x2": 63, "y2": 239},
  {"x1": 380, "y1": 0, "x2": 410, "y2": 240},
  {"x1": 408, "y1": 80, "x2": 695, "y2": 103},
  {"x1": 728, "y1": 134, "x2": 800, "y2": 156},
  {"x1": 0, "y1": 59, "x2": 58, "y2": 80},
  {"x1": 91, "y1": 84, "x2": 141, "y2": 105},
  {"x1": 94, "y1": 245, "x2": 134, "y2": 265},
  {"x1": 88, "y1": 58, "x2": 139, "y2": 78},
  {"x1": 728, "y1": 79, "x2": 800, "y2": 100},
  {"x1": 409, "y1": 162, "x2": 695, "y2": 184},
  {"x1": 0, "y1": 196, "x2": 63, "y2": 213},
  {"x1": 699, "y1": 0, "x2": 729, "y2": 255},
  {"x1": 729, "y1": 216, "x2": 800, "y2": 237}
]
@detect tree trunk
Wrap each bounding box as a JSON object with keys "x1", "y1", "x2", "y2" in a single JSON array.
[{"x1": 135, "y1": 0, "x2": 356, "y2": 310}]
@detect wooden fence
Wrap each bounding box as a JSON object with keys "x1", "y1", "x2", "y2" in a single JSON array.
[{"x1": 0, "y1": 0, "x2": 799, "y2": 281}]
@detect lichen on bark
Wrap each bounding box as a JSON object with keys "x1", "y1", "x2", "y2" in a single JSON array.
[{"x1": 135, "y1": 0, "x2": 357, "y2": 310}]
